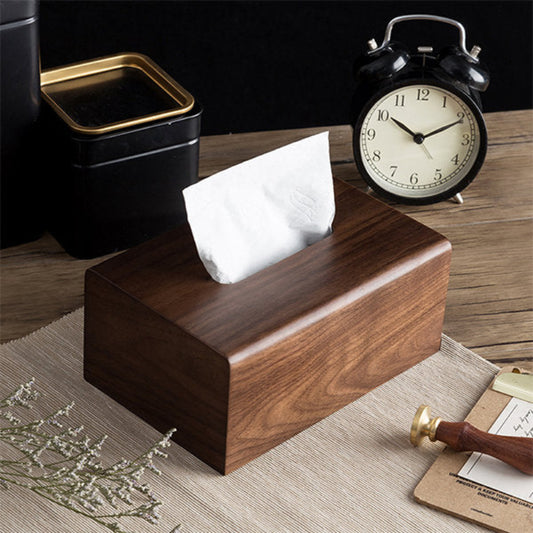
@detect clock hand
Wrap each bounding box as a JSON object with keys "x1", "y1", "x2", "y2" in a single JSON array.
[
  {"x1": 390, "y1": 117, "x2": 417, "y2": 137},
  {"x1": 391, "y1": 116, "x2": 433, "y2": 159},
  {"x1": 424, "y1": 118, "x2": 464, "y2": 139},
  {"x1": 420, "y1": 143, "x2": 433, "y2": 160}
]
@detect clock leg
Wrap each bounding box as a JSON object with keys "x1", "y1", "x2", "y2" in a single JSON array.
[{"x1": 451, "y1": 193, "x2": 464, "y2": 204}]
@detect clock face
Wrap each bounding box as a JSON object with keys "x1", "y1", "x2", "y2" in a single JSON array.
[{"x1": 354, "y1": 81, "x2": 487, "y2": 204}]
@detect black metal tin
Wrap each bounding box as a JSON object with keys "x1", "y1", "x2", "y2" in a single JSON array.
[
  {"x1": 40, "y1": 53, "x2": 202, "y2": 259},
  {"x1": 0, "y1": 0, "x2": 42, "y2": 248}
]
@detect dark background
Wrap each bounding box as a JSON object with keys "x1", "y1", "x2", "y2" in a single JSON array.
[{"x1": 39, "y1": 0, "x2": 532, "y2": 135}]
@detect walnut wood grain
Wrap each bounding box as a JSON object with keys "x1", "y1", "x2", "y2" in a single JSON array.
[
  {"x1": 225, "y1": 247, "x2": 450, "y2": 472},
  {"x1": 1, "y1": 110, "x2": 531, "y2": 372},
  {"x1": 84, "y1": 178, "x2": 451, "y2": 473},
  {"x1": 84, "y1": 269, "x2": 230, "y2": 470},
  {"x1": 435, "y1": 421, "x2": 533, "y2": 475}
]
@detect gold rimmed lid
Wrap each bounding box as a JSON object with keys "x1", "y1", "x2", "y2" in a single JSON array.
[{"x1": 41, "y1": 53, "x2": 195, "y2": 135}]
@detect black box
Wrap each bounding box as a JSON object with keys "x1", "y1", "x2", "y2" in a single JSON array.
[
  {"x1": 0, "y1": 0, "x2": 42, "y2": 248},
  {"x1": 40, "y1": 53, "x2": 202, "y2": 258}
]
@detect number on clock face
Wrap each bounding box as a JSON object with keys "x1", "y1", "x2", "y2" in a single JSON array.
[{"x1": 359, "y1": 84, "x2": 481, "y2": 199}]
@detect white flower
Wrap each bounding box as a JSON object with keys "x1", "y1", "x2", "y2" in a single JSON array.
[{"x1": 1, "y1": 379, "x2": 175, "y2": 532}]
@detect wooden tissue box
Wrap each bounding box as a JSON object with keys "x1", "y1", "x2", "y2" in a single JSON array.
[{"x1": 84, "y1": 179, "x2": 451, "y2": 474}]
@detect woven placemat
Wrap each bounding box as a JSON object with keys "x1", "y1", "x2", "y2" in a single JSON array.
[{"x1": 0, "y1": 309, "x2": 498, "y2": 532}]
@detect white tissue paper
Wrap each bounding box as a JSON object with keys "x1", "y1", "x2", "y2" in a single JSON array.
[{"x1": 182, "y1": 132, "x2": 335, "y2": 284}]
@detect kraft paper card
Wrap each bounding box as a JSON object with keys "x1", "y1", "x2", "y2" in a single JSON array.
[{"x1": 414, "y1": 366, "x2": 533, "y2": 533}]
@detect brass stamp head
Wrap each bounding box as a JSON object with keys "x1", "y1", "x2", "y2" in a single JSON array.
[{"x1": 410, "y1": 405, "x2": 442, "y2": 446}]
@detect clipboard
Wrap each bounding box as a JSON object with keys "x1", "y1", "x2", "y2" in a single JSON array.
[{"x1": 413, "y1": 366, "x2": 533, "y2": 532}]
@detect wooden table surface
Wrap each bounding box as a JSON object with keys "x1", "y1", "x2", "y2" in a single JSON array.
[{"x1": 1, "y1": 110, "x2": 532, "y2": 371}]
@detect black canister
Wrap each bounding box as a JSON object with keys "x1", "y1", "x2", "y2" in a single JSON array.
[
  {"x1": 0, "y1": 0, "x2": 42, "y2": 248},
  {"x1": 40, "y1": 53, "x2": 202, "y2": 259}
]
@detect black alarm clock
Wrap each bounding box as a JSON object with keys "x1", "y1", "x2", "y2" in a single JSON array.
[{"x1": 351, "y1": 14, "x2": 490, "y2": 205}]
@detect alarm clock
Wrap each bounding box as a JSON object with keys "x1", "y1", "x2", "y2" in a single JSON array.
[{"x1": 351, "y1": 14, "x2": 490, "y2": 205}]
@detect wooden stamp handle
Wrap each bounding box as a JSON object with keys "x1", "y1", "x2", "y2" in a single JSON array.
[
  {"x1": 435, "y1": 421, "x2": 533, "y2": 475},
  {"x1": 410, "y1": 405, "x2": 533, "y2": 475}
]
